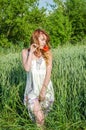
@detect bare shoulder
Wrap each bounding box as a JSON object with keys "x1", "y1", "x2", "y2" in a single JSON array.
[
  {"x1": 22, "y1": 48, "x2": 29, "y2": 57},
  {"x1": 22, "y1": 48, "x2": 27, "y2": 54}
]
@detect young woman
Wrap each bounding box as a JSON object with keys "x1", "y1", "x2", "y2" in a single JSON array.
[{"x1": 22, "y1": 29, "x2": 54, "y2": 128}]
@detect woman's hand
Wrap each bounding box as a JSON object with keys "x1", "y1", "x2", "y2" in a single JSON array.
[
  {"x1": 39, "y1": 86, "x2": 46, "y2": 101},
  {"x1": 30, "y1": 43, "x2": 39, "y2": 53}
]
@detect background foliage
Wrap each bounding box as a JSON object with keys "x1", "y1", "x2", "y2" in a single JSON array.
[
  {"x1": 0, "y1": 0, "x2": 86, "y2": 48},
  {"x1": 0, "y1": 45, "x2": 86, "y2": 130}
]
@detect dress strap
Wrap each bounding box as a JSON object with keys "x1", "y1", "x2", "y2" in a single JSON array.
[{"x1": 28, "y1": 48, "x2": 30, "y2": 56}]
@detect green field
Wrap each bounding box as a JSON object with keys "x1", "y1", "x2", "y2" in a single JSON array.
[{"x1": 0, "y1": 45, "x2": 86, "y2": 130}]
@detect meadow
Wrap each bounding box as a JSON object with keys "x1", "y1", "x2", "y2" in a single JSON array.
[{"x1": 0, "y1": 45, "x2": 86, "y2": 130}]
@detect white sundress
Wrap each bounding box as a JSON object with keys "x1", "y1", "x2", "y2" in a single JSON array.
[{"x1": 24, "y1": 56, "x2": 54, "y2": 120}]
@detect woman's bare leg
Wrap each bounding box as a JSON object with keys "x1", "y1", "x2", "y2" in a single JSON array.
[{"x1": 33, "y1": 99, "x2": 44, "y2": 126}]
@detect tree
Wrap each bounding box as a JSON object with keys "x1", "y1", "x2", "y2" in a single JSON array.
[
  {"x1": 43, "y1": 0, "x2": 72, "y2": 47},
  {"x1": 65, "y1": 0, "x2": 86, "y2": 42},
  {"x1": 0, "y1": 0, "x2": 46, "y2": 47}
]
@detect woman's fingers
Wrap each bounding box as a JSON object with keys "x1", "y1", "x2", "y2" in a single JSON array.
[
  {"x1": 32, "y1": 43, "x2": 39, "y2": 48},
  {"x1": 30, "y1": 44, "x2": 39, "y2": 53},
  {"x1": 39, "y1": 94, "x2": 45, "y2": 101}
]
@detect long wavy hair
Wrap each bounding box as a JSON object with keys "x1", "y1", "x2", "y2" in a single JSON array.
[{"x1": 30, "y1": 29, "x2": 51, "y2": 65}]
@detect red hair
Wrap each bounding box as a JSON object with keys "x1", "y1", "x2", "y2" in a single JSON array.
[
  {"x1": 30, "y1": 28, "x2": 50, "y2": 48},
  {"x1": 30, "y1": 29, "x2": 51, "y2": 65}
]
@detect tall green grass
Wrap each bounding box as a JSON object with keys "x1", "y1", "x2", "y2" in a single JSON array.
[{"x1": 0, "y1": 45, "x2": 86, "y2": 130}]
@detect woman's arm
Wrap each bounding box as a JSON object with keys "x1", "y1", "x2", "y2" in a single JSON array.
[
  {"x1": 22, "y1": 44, "x2": 38, "y2": 72},
  {"x1": 43, "y1": 51, "x2": 52, "y2": 87},
  {"x1": 39, "y1": 50, "x2": 52, "y2": 101},
  {"x1": 22, "y1": 49, "x2": 33, "y2": 72}
]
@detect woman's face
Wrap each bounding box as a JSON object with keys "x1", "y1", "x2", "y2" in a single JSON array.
[{"x1": 38, "y1": 34, "x2": 47, "y2": 49}]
